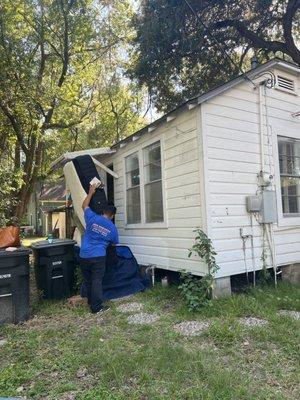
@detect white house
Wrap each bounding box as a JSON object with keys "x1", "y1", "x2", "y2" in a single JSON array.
[{"x1": 61, "y1": 59, "x2": 300, "y2": 295}]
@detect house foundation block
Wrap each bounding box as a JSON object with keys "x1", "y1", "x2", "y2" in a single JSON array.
[
  {"x1": 213, "y1": 276, "x2": 231, "y2": 298},
  {"x1": 281, "y1": 264, "x2": 300, "y2": 284}
]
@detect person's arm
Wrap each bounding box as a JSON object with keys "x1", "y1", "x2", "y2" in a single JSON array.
[
  {"x1": 111, "y1": 226, "x2": 119, "y2": 245},
  {"x1": 82, "y1": 184, "x2": 97, "y2": 210}
]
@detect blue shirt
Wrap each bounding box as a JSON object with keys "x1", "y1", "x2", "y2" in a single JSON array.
[{"x1": 80, "y1": 208, "x2": 119, "y2": 258}]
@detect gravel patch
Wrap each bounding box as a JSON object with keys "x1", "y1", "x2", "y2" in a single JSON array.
[
  {"x1": 238, "y1": 317, "x2": 268, "y2": 327},
  {"x1": 278, "y1": 310, "x2": 300, "y2": 320},
  {"x1": 127, "y1": 312, "x2": 160, "y2": 325},
  {"x1": 110, "y1": 294, "x2": 134, "y2": 303},
  {"x1": 174, "y1": 321, "x2": 210, "y2": 336},
  {"x1": 60, "y1": 393, "x2": 76, "y2": 400},
  {"x1": 117, "y1": 302, "x2": 144, "y2": 313},
  {"x1": 76, "y1": 368, "x2": 88, "y2": 379}
]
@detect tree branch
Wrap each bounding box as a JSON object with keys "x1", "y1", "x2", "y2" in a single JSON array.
[
  {"x1": 57, "y1": 0, "x2": 69, "y2": 87},
  {"x1": 43, "y1": 0, "x2": 70, "y2": 127},
  {"x1": 282, "y1": 0, "x2": 300, "y2": 60},
  {"x1": 213, "y1": 18, "x2": 300, "y2": 64},
  {"x1": 37, "y1": 0, "x2": 46, "y2": 87},
  {"x1": 17, "y1": 10, "x2": 62, "y2": 59},
  {"x1": 214, "y1": 19, "x2": 285, "y2": 51},
  {"x1": 0, "y1": 101, "x2": 29, "y2": 155}
]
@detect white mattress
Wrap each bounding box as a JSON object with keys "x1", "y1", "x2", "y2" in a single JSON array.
[{"x1": 63, "y1": 161, "x2": 87, "y2": 230}]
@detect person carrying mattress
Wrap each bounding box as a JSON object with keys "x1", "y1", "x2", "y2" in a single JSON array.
[{"x1": 80, "y1": 183, "x2": 119, "y2": 314}]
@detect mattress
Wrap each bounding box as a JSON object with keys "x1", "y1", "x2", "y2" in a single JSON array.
[{"x1": 63, "y1": 155, "x2": 108, "y2": 229}]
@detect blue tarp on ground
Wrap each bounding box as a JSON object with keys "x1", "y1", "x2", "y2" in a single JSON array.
[
  {"x1": 76, "y1": 245, "x2": 150, "y2": 301},
  {"x1": 103, "y1": 245, "x2": 150, "y2": 300}
]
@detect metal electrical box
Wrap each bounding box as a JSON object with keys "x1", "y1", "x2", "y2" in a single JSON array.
[
  {"x1": 260, "y1": 190, "x2": 277, "y2": 223},
  {"x1": 246, "y1": 191, "x2": 277, "y2": 223},
  {"x1": 246, "y1": 196, "x2": 262, "y2": 213}
]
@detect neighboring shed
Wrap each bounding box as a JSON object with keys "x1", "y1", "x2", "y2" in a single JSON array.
[
  {"x1": 39, "y1": 181, "x2": 67, "y2": 204},
  {"x1": 39, "y1": 181, "x2": 67, "y2": 236},
  {"x1": 57, "y1": 59, "x2": 300, "y2": 293}
]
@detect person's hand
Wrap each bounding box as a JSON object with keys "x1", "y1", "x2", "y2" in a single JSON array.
[{"x1": 89, "y1": 184, "x2": 97, "y2": 196}]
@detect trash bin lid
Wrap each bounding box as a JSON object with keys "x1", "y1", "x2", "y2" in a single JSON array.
[
  {"x1": 0, "y1": 247, "x2": 31, "y2": 258},
  {"x1": 31, "y1": 239, "x2": 76, "y2": 249}
]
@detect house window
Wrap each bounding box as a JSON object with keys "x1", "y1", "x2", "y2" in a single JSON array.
[
  {"x1": 125, "y1": 140, "x2": 164, "y2": 225},
  {"x1": 278, "y1": 136, "x2": 300, "y2": 215},
  {"x1": 143, "y1": 141, "x2": 163, "y2": 222},
  {"x1": 125, "y1": 152, "x2": 141, "y2": 223}
]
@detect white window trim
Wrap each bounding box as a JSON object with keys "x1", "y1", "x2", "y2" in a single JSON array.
[
  {"x1": 124, "y1": 151, "x2": 141, "y2": 225},
  {"x1": 123, "y1": 138, "x2": 168, "y2": 229},
  {"x1": 272, "y1": 125, "x2": 300, "y2": 227}
]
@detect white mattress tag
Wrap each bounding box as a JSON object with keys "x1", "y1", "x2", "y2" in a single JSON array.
[{"x1": 90, "y1": 176, "x2": 102, "y2": 188}]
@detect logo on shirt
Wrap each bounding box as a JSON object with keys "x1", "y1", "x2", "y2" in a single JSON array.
[
  {"x1": 0, "y1": 273, "x2": 11, "y2": 279},
  {"x1": 91, "y1": 223, "x2": 111, "y2": 236}
]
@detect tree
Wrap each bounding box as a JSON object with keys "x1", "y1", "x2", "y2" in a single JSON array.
[
  {"x1": 0, "y1": 0, "x2": 145, "y2": 222},
  {"x1": 131, "y1": 0, "x2": 300, "y2": 111}
]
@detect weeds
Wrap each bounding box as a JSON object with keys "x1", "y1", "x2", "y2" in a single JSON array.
[{"x1": 179, "y1": 229, "x2": 219, "y2": 311}]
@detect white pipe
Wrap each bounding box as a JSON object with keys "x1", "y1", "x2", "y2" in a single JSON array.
[
  {"x1": 269, "y1": 224, "x2": 278, "y2": 285},
  {"x1": 145, "y1": 265, "x2": 156, "y2": 286},
  {"x1": 259, "y1": 84, "x2": 265, "y2": 173},
  {"x1": 242, "y1": 237, "x2": 249, "y2": 282},
  {"x1": 240, "y1": 228, "x2": 249, "y2": 283},
  {"x1": 265, "y1": 223, "x2": 277, "y2": 285},
  {"x1": 250, "y1": 235, "x2": 256, "y2": 286}
]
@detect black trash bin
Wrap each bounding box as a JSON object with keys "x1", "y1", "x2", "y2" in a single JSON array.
[
  {"x1": 31, "y1": 239, "x2": 76, "y2": 299},
  {"x1": 0, "y1": 248, "x2": 30, "y2": 324}
]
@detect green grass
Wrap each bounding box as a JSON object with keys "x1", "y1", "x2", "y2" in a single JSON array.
[{"x1": 0, "y1": 281, "x2": 299, "y2": 399}]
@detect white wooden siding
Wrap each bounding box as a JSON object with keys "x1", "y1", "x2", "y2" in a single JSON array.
[
  {"x1": 98, "y1": 64, "x2": 300, "y2": 279},
  {"x1": 203, "y1": 67, "x2": 300, "y2": 278},
  {"x1": 102, "y1": 109, "x2": 207, "y2": 275}
]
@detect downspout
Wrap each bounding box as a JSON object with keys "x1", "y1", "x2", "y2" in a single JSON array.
[
  {"x1": 257, "y1": 73, "x2": 276, "y2": 176},
  {"x1": 258, "y1": 80, "x2": 278, "y2": 284},
  {"x1": 258, "y1": 83, "x2": 265, "y2": 174}
]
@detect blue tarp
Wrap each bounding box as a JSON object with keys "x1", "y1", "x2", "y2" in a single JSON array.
[{"x1": 76, "y1": 245, "x2": 150, "y2": 301}]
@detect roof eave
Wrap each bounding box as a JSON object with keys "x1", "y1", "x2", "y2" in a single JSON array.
[{"x1": 113, "y1": 59, "x2": 300, "y2": 150}]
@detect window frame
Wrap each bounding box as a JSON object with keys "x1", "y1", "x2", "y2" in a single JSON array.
[
  {"x1": 143, "y1": 141, "x2": 164, "y2": 223},
  {"x1": 273, "y1": 125, "x2": 300, "y2": 227},
  {"x1": 125, "y1": 151, "x2": 142, "y2": 225},
  {"x1": 123, "y1": 138, "x2": 167, "y2": 229}
]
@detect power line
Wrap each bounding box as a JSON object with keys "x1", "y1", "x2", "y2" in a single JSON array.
[{"x1": 182, "y1": 0, "x2": 256, "y2": 87}]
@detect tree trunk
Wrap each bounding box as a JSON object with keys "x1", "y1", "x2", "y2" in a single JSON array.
[
  {"x1": 14, "y1": 143, "x2": 20, "y2": 171},
  {"x1": 14, "y1": 185, "x2": 33, "y2": 222},
  {"x1": 12, "y1": 141, "x2": 43, "y2": 222}
]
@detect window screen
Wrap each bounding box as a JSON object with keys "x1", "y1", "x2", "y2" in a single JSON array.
[
  {"x1": 125, "y1": 152, "x2": 141, "y2": 223},
  {"x1": 143, "y1": 141, "x2": 163, "y2": 222},
  {"x1": 278, "y1": 137, "x2": 300, "y2": 215}
]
